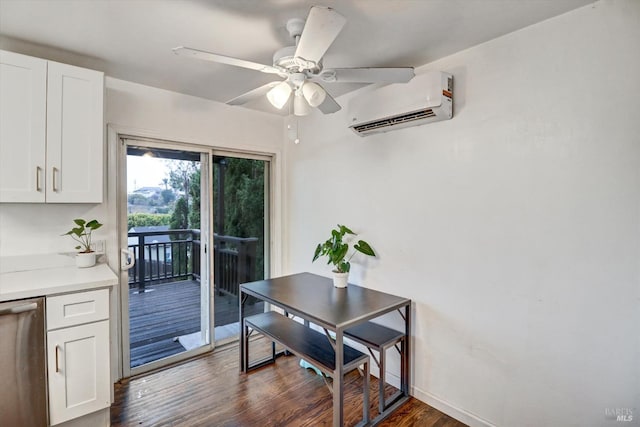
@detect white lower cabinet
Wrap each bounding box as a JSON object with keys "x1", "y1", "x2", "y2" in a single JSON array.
[{"x1": 46, "y1": 289, "x2": 111, "y2": 426}]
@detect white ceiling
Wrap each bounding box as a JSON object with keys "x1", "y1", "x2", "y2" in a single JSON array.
[{"x1": 0, "y1": 0, "x2": 593, "y2": 114}]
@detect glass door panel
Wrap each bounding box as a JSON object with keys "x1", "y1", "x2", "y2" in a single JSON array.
[
  {"x1": 212, "y1": 154, "x2": 269, "y2": 343},
  {"x1": 124, "y1": 142, "x2": 211, "y2": 373}
]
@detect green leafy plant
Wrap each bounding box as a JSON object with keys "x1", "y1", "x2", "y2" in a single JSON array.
[
  {"x1": 313, "y1": 224, "x2": 376, "y2": 273},
  {"x1": 62, "y1": 218, "x2": 103, "y2": 253}
]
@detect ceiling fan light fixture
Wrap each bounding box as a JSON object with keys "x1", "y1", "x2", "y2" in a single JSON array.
[
  {"x1": 176, "y1": 6, "x2": 413, "y2": 117},
  {"x1": 266, "y1": 81, "x2": 292, "y2": 109},
  {"x1": 302, "y1": 82, "x2": 326, "y2": 107},
  {"x1": 293, "y1": 92, "x2": 311, "y2": 116}
]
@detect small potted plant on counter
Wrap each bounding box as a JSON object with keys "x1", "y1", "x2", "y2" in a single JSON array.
[
  {"x1": 312, "y1": 224, "x2": 376, "y2": 288},
  {"x1": 62, "y1": 218, "x2": 103, "y2": 268}
]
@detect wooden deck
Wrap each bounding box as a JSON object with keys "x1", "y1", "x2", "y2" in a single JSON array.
[{"x1": 129, "y1": 279, "x2": 264, "y2": 367}]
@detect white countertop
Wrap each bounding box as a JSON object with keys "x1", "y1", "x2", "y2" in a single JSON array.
[{"x1": 0, "y1": 261, "x2": 118, "y2": 302}]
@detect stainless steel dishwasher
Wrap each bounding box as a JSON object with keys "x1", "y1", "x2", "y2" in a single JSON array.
[{"x1": 0, "y1": 297, "x2": 48, "y2": 426}]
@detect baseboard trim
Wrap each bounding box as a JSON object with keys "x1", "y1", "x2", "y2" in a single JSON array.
[
  {"x1": 410, "y1": 386, "x2": 497, "y2": 427},
  {"x1": 368, "y1": 358, "x2": 495, "y2": 427}
]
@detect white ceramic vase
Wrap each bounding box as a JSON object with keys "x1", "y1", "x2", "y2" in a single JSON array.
[
  {"x1": 76, "y1": 252, "x2": 96, "y2": 268},
  {"x1": 332, "y1": 271, "x2": 349, "y2": 288}
]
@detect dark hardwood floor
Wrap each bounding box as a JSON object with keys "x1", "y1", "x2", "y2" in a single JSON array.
[{"x1": 112, "y1": 337, "x2": 467, "y2": 427}]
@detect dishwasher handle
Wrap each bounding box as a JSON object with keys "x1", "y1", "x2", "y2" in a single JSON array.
[{"x1": 0, "y1": 302, "x2": 38, "y2": 315}]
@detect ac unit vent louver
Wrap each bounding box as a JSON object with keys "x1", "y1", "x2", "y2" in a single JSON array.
[
  {"x1": 351, "y1": 109, "x2": 437, "y2": 134},
  {"x1": 348, "y1": 71, "x2": 453, "y2": 136}
]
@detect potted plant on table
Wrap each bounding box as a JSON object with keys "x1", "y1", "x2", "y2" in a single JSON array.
[
  {"x1": 62, "y1": 218, "x2": 103, "y2": 268},
  {"x1": 312, "y1": 224, "x2": 376, "y2": 288}
]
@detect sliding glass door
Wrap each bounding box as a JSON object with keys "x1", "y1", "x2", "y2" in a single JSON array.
[
  {"x1": 117, "y1": 138, "x2": 272, "y2": 376},
  {"x1": 121, "y1": 139, "x2": 212, "y2": 375},
  {"x1": 211, "y1": 152, "x2": 270, "y2": 344}
]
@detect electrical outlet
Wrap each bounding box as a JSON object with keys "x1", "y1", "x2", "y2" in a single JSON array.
[{"x1": 91, "y1": 240, "x2": 106, "y2": 254}]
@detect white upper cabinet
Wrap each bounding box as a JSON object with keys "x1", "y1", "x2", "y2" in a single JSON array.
[
  {"x1": 0, "y1": 50, "x2": 47, "y2": 202},
  {"x1": 0, "y1": 50, "x2": 104, "y2": 203},
  {"x1": 45, "y1": 61, "x2": 104, "y2": 203}
]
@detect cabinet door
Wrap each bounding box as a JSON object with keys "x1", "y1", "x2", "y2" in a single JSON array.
[
  {"x1": 46, "y1": 61, "x2": 104, "y2": 203},
  {"x1": 0, "y1": 50, "x2": 47, "y2": 202},
  {"x1": 47, "y1": 320, "x2": 110, "y2": 426}
]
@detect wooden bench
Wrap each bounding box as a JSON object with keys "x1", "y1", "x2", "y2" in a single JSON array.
[
  {"x1": 345, "y1": 321, "x2": 406, "y2": 414},
  {"x1": 244, "y1": 311, "x2": 370, "y2": 424}
]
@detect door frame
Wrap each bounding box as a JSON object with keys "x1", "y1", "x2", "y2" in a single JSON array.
[{"x1": 107, "y1": 125, "x2": 282, "y2": 381}]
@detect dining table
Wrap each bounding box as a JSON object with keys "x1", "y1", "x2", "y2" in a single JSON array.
[{"x1": 239, "y1": 272, "x2": 411, "y2": 426}]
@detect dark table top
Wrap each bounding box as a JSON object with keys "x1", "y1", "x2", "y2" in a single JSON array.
[{"x1": 241, "y1": 272, "x2": 410, "y2": 330}]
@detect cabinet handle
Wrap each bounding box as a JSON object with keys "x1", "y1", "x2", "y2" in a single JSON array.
[
  {"x1": 55, "y1": 345, "x2": 60, "y2": 373},
  {"x1": 52, "y1": 167, "x2": 58, "y2": 192},
  {"x1": 36, "y1": 166, "x2": 42, "y2": 192}
]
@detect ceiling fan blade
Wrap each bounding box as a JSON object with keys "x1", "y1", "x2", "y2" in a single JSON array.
[
  {"x1": 294, "y1": 6, "x2": 346, "y2": 67},
  {"x1": 316, "y1": 91, "x2": 341, "y2": 114},
  {"x1": 314, "y1": 67, "x2": 415, "y2": 84},
  {"x1": 226, "y1": 82, "x2": 282, "y2": 106},
  {"x1": 173, "y1": 46, "x2": 282, "y2": 75}
]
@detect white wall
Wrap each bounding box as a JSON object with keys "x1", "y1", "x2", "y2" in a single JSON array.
[
  {"x1": 106, "y1": 77, "x2": 283, "y2": 151},
  {"x1": 0, "y1": 203, "x2": 108, "y2": 256},
  {"x1": 0, "y1": 77, "x2": 283, "y2": 258},
  {"x1": 284, "y1": 1, "x2": 640, "y2": 426}
]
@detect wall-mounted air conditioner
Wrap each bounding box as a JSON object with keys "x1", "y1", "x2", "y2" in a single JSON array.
[{"x1": 347, "y1": 71, "x2": 453, "y2": 136}]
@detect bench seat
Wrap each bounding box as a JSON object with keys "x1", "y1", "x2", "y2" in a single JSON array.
[
  {"x1": 345, "y1": 321, "x2": 405, "y2": 413},
  {"x1": 246, "y1": 311, "x2": 368, "y2": 374}
]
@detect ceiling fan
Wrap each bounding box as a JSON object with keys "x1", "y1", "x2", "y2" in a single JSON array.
[{"x1": 173, "y1": 6, "x2": 415, "y2": 116}]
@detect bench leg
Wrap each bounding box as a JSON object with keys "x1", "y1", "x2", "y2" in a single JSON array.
[
  {"x1": 363, "y1": 358, "x2": 370, "y2": 424},
  {"x1": 243, "y1": 319, "x2": 249, "y2": 372},
  {"x1": 379, "y1": 346, "x2": 386, "y2": 414}
]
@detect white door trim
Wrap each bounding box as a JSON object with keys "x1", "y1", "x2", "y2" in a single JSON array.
[{"x1": 107, "y1": 123, "x2": 283, "y2": 381}]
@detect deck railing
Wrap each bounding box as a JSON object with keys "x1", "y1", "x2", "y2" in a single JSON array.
[
  {"x1": 213, "y1": 235, "x2": 258, "y2": 298},
  {"x1": 128, "y1": 230, "x2": 258, "y2": 297}
]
